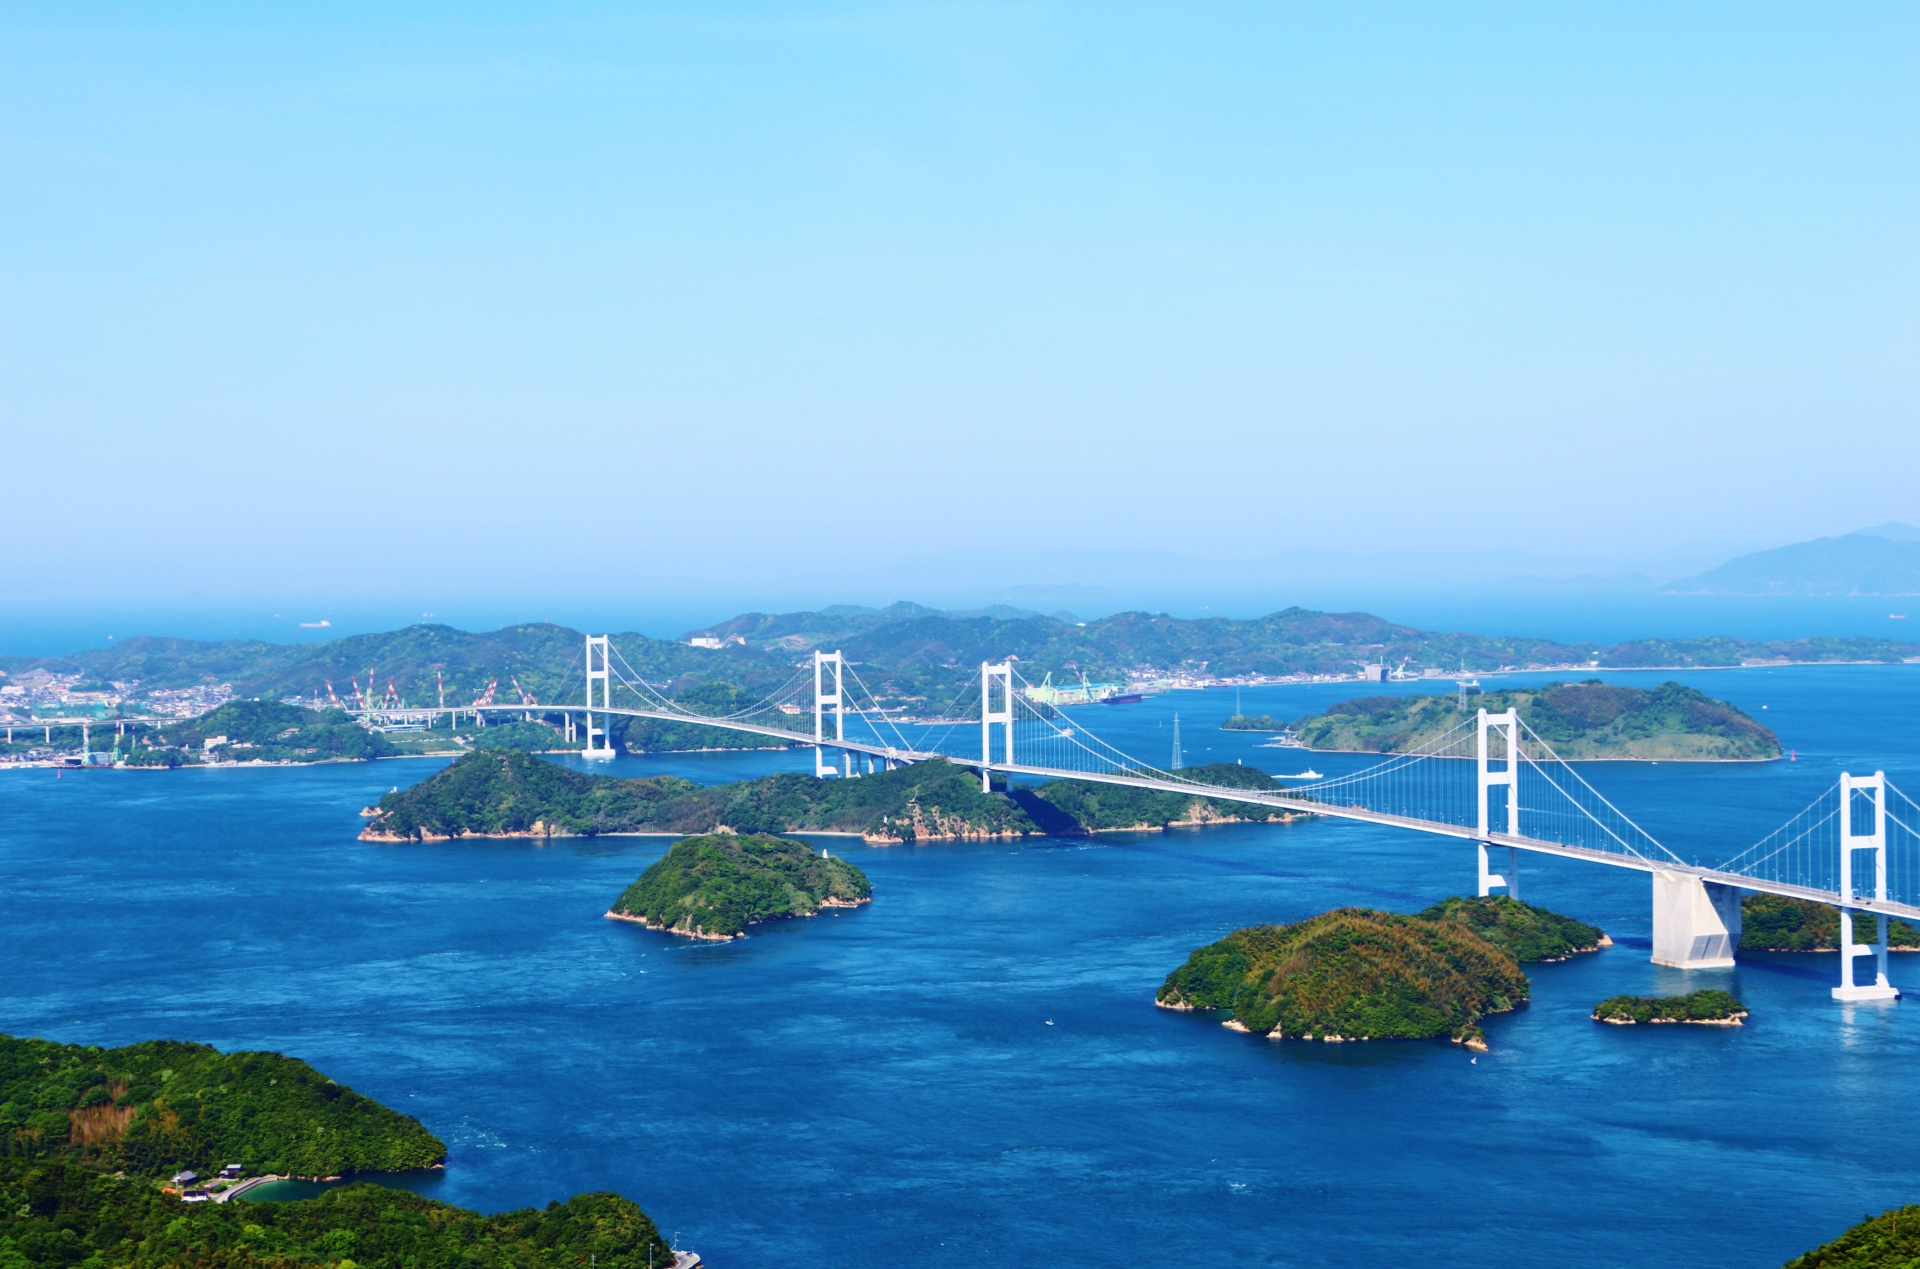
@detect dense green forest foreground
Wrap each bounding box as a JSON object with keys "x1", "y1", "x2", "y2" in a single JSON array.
[
  {"x1": 1293, "y1": 680, "x2": 1781, "y2": 760},
  {"x1": 1783, "y1": 1206, "x2": 1920, "y2": 1268},
  {"x1": 362, "y1": 750, "x2": 1299, "y2": 843},
  {"x1": 1741, "y1": 894, "x2": 1920, "y2": 950},
  {"x1": 0, "y1": 1159, "x2": 675, "y2": 1269},
  {"x1": 0, "y1": 1034, "x2": 444, "y2": 1178},
  {"x1": 609, "y1": 833, "x2": 871, "y2": 939},
  {"x1": 1156, "y1": 908, "x2": 1531, "y2": 1049},
  {"x1": 9, "y1": 603, "x2": 1916, "y2": 731},
  {"x1": 1592, "y1": 990, "x2": 1748, "y2": 1025},
  {"x1": 1417, "y1": 896, "x2": 1609, "y2": 962}
]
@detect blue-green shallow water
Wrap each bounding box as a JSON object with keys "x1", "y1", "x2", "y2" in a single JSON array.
[{"x1": 4, "y1": 664, "x2": 1920, "y2": 1267}]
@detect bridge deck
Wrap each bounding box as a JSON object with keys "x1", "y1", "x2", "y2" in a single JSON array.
[{"x1": 323, "y1": 703, "x2": 1920, "y2": 922}]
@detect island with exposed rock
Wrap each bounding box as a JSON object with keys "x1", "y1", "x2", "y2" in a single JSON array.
[
  {"x1": 1592, "y1": 990, "x2": 1748, "y2": 1026},
  {"x1": 359, "y1": 749, "x2": 1302, "y2": 844},
  {"x1": 1156, "y1": 897, "x2": 1609, "y2": 1052},
  {"x1": 1156, "y1": 907, "x2": 1531, "y2": 1051},
  {"x1": 608, "y1": 833, "x2": 872, "y2": 939}
]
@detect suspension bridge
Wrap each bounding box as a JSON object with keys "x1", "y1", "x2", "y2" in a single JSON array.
[{"x1": 362, "y1": 634, "x2": 1917, "y2": 1003}]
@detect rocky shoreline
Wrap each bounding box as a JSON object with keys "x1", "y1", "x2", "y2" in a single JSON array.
[{"x1": 604, "y1": 892, "x2": 874, "y2": 942}]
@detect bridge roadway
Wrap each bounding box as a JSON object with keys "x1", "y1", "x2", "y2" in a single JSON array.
[
  {"x1": 368, "y1": 703, "x2": 953, "y2": 764},
  {"x1": 80, "y1": 699, "x2": 1895, "y2": 927},
  {"x1": 986, "y1": 762, "x2": 1920, "y2": 923},
  {"x1": 379, "y1": 703, "x2": 1920, "y2": 924}
]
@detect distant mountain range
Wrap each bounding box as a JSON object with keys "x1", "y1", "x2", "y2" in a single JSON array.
[
  {"x1": 8, "y1": 604, "x2": 1918, "y2": 728},
  {"x1": 1662, "y1": 523, "x2": 1920, "y2": 597}
]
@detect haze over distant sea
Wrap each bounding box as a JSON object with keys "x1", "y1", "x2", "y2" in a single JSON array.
[{"x1": 3, "y1": 590, "x2": 1914, "y2": 662}]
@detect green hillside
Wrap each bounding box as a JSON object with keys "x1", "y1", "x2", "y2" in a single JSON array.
[
  {"x1": 1156, "y1": 908, "x2": 1528, "y2": 1047},
  {"x1": 8, "y1": 606, "x2": 1915, "y2": 736},
  {"x1": 0, "y1": 1034, "x2": 444, "y2": 1179},
  {"x1": 1592, "y1": 990, "x2": 1747, "y2": 1025},
  {"x1": 1739, "y1": 894, "x2": 1920, "y2": 951},
  {"x1": 1782, "y1": 1205, "x2": 1920, "y2": 1268},
  {"x1": 1418, "y1": 895, "x2": 1608, "y2": 961},
  {"x1": 0, "y1": 1159, "x2": 674, "y2": 1269},
  {"x1": 610, "y1": 833, "x2": 872, "y2": 938},
  {"x1": 362, "y1": 751, "x2": 1301, "y2": 843},
  {"x1": 1031, "y1": 763, "x2": 1294, "y2": 830},
  {"x1": 120, "y1": 700, "x2": 399, "y2": 766},
  {"x1": 1294, "y1": 680, "x2": 1780, "y2": 760}
]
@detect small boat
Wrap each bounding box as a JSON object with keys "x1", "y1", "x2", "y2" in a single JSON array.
[
  {"x1": 1285, "y1": 769, "x2": 1323, "y2": 780},
  {"x1": 1100, "y1": 693, "x2": 1145, "y2": 705}
]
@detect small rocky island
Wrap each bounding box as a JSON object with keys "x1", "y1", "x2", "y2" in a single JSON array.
[
  {"x1": 1418, "y1": 895, "x2": 1611, "y2": 962},
  {"x1": 360, "y1": 749, "x2": 1299, "y2": 843},
  {"x1": 609, "y1": 833, "x2": 872, "y2": 939},
  {"x1": 1157, "y1": 907, "x2": 1531, "y2": 1051},
  {"x1": 1291, "y1": 680, "x2": 1782, "y2": 760},
  {"x1": 1592, "y1": 990, "x2": 1748, "y2": 1026}
]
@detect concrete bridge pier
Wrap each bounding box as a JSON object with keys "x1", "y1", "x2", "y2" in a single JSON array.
[
  {"x1": 1651, "y1": 871, "x2": 1741, "y2": 969},
  {"x1": 1476, "y1": 842, "x2": 1518, "y2": 899},
  {"x1": 1835, "y1": 910, "x2": 1899, "y2": 1002}
]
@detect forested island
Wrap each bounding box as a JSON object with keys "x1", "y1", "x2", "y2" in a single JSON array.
[
  {"x1": 0, "y1": 1167, "x2": 678, "y2": 1269},
  {"x1": 1740, "y1": 894, "x2": 1920, "y2": 951},
  {"x1": 1156, "y1": 907, "x2": 1531, "y2": 1050},
  {"x1": 1155, "y1": 897, "x2": 1610, "y2": 1050},
  {"x1": 1292, "y1": 680, "x2": 1781, "y2": 760},
  {"x1": 0, "y1": 1033, "x2": 444, "y2": 1178},
  {"x1": 608, "y1": 833, "x2": 871, "y2": 939},
  {"x1": 360, "y1": 750, "x2": 1301, "y2": 843},
  {"x1": 1417, "y1": 895, "x2": 1610, "y2": 962},
  {"x1": 0, "y1": 1032, "x2": 682, "y2": 1269},
  {"x1": 1592, "y1": 990, "x2": 1748, "y2": 1025}
]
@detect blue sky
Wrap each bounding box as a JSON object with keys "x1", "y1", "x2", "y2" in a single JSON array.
[{"x1": 3, "y1": 3, "x2": 1916, "y2": 640}]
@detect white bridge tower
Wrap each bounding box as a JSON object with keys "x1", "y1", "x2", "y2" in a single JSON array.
[
  {"x1": 980, "y1": 661, "x2": 1014, "y2": 792},
  {"x1": 814, "y1": 650, "x2": 847, "y2": 778},
  {"x1": 1476, "y1": 707, "x2": 1519, "y2": 898},
  {"x1": 582, "y1": 634, "x2": 616, "y2": 760},
  {"x1": 1836, "y1": 770, "x2": 1900, "y2": 1001}
]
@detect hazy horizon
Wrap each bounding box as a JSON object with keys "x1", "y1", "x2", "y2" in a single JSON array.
[{"x1": 5, "y1": 5, "x2": 1916, "y2": 647}]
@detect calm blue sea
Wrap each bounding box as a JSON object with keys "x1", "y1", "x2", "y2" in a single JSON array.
[{"x1": 4, "y1": 664, "x2": 1919, "y2": 1267}]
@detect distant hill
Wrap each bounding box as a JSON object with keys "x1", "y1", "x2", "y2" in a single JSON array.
[
  {"x1": 1663, "y1": 524, "x2": 1920, "y2": 596},
  {"x1": 6, "y1": 601, "x2": 1919, "y2": 729},
  {"x1": 1292, "y1": 681, "x2": 1782, "y2": 760}
]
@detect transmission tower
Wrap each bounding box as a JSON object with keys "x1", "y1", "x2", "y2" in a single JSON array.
[{"x1": 1170, "y1": 713, "x2": 1183, "y2": 770}]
